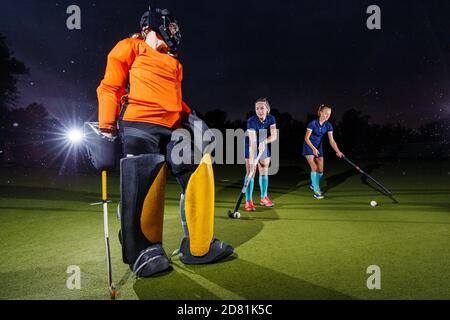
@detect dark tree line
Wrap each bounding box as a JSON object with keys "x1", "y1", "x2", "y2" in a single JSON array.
[
  {"x1": 0, "y1": 34, "x2": 28, "y2": 160},
  {"x1": 0, "y1": 33, "x2": 63, "y2": 168},
  {"x1": 3, "y1": 101, "x2": 448, "y2": 169}
]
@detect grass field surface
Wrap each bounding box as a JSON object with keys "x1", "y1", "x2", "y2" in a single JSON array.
[{"x1": 0, "y1": 160, "x2": 448, "y2": 300}]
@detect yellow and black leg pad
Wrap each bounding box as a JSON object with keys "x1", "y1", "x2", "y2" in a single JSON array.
[
  {"x1": 120, "y1": 154, "x2": 169, "y2": 270},
  {"x1": 179, "y1": 154, "x2": 234, "y2": 264},
  {"x1": 184, "y1": 154, "x2": 215, "y2": 256}
]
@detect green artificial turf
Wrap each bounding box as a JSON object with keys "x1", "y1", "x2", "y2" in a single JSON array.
[{"x1": 0, "y1": 160, "x2": 449, "y2": 300}]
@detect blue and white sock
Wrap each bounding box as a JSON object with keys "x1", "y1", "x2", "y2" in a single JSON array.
[
  {"x1": 317, "y1": 172, "x2": 323, "y2": 192},
  {"x1": 259, "y1": 175, "x2": 269, "y2": 198},
  {"x1": 245, "y1": 177, "x2": 254, "y2": 202},
  {"x1": 311, "y1": 171, "x2": 318, "y2": 193}
]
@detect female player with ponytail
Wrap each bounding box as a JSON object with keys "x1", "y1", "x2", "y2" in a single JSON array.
[
  {"x1": 244, "y1": 98, "x2": 278, "y2": 211},
  {"x1": 303, "y1": 104, "x2": 344, "y2": 199}
]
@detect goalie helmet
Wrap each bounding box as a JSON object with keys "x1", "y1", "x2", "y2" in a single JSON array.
[{"x1": 140, "y1": 6, "x2": 181, "y2": 53}]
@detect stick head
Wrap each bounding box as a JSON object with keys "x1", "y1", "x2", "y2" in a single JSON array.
[{"x1": 227, "y1": 210, "x2": 241, "y2": 219}]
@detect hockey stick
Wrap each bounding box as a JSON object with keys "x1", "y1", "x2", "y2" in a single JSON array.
[
  {"x1": 342, "y1": 156, "x2": 396, "y2": 202},
  {"x1": 84, "y1": 122, "x2": 118, "y2": 299},
  {"x1": 100, "y1": 170, "x2": 116, "y2": 299},
  {"x1": 227, "y1": 148, "x2": 265, "y2": 219}
]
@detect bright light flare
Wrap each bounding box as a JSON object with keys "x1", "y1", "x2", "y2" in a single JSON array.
[{"x1": 66, "y1": 128, "x2": 84, "y2": 144}]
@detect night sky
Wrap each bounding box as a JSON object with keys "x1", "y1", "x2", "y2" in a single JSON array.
[{"x1": 1, "y1": 0, "x2": 449, "y2": 128}]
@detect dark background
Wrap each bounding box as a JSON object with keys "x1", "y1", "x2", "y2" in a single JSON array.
[{"x1": 1, "y1": 0, "x2": 449, "y2": 169}]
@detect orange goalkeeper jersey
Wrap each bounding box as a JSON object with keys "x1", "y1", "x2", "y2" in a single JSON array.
[{"x1": 97, "y1": 38, "x2": 191, "y2": 130}]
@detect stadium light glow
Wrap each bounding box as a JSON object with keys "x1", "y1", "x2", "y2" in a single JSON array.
[{"x1": 66, "y1": 128, "x2": 84, "y2": 144}]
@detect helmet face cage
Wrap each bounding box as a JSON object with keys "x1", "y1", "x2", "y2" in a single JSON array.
[
  {"x1": 140, "y1": 7, "x2": 181, "y2": 52},
  {"x1": 161, "y1": 15, "x2": 181, "y2": 49}
]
